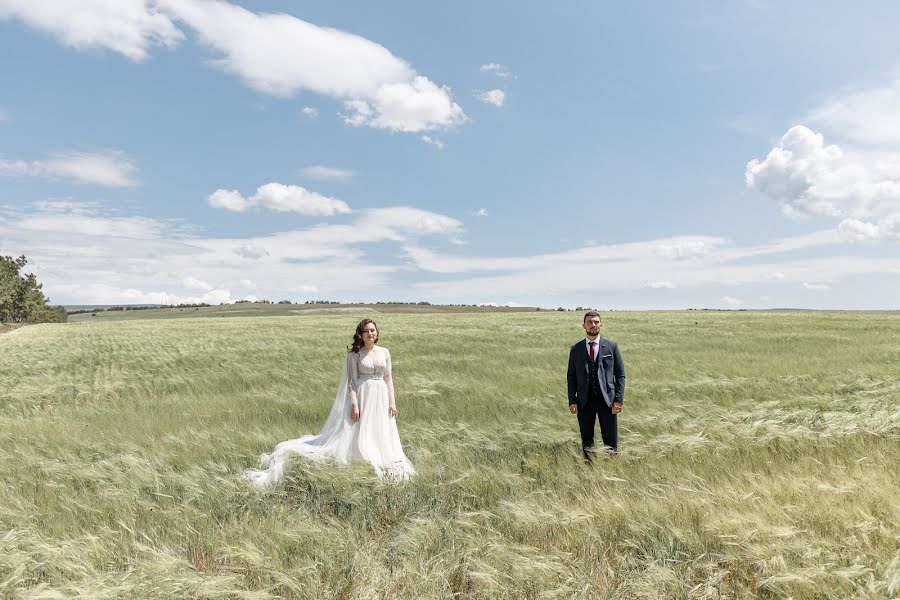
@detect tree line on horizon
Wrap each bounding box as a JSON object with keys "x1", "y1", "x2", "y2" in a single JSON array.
[{"x1": 0, "y1": 255, "x2": 67, "y2": 324}]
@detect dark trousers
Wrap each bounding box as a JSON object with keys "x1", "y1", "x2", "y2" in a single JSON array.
[{"x1": 577, "y1": 398, "x2": 617, "y2": 458}]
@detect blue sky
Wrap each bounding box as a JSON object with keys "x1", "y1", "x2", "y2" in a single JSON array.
[{"x1": 2, "y1": 1, "x2": 899, "y2": 309}]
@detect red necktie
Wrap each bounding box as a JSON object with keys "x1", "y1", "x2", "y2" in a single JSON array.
[{"x1": 589, "y1": 341, "x2": 596, "y2": 363}]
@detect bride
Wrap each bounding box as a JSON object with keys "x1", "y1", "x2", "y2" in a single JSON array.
[{"x1": 246, "y1": 319, "x2": 415, "y2": 486}]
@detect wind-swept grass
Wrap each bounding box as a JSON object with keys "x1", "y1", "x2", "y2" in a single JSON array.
[{"x1": 1, "y1": 311, "x2": 898, "y2": 598}]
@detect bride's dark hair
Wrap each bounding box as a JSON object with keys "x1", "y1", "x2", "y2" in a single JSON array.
[{"x1": 350, "y1": 318, "x2": 379, "y2": 353}]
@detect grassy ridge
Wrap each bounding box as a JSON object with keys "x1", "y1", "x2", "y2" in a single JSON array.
[
  {"x1": 1, "y1": 311, "x2": 898, "y2": 598},
  {"x1": 66, "y1": 302, "x2": 538, "y2": 323}
]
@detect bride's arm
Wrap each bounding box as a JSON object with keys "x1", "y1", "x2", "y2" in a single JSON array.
[
  {"x1": 347, "y1": 352, "x2": 360, "y2": 421},
  {"x1": 384, "y1": 348, "x2": 397, "y2": 417}
]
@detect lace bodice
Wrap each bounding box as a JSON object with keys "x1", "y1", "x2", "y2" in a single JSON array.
[
  {"x1": 346, "y1": 347, "x2": 394, "y2": 404},
  {"x1": 354, "y1": 347, "x2": 390, "y2": 379}
]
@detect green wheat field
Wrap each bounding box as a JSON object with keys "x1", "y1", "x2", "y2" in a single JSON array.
[{"x1": 1, "y1": 308, "x2": 898, "y2": 599}]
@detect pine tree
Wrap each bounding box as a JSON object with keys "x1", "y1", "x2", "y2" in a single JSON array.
[{"x1": 0, "y1": 255, "x2": 67, "y2": 323}]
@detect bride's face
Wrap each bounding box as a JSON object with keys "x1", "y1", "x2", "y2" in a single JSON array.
[{"x1": 361, "y1": 323, "x2": 378, "y2": 344}]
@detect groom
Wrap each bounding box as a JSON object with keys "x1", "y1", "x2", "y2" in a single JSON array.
[{"x1": 567, "y1": 311, "x2": 626, "y2": 460}]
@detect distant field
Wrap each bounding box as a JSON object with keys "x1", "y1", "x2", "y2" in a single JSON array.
[
  {"x1": 1, "y1": 311, "x2": 898, "y2": 598},
  {"x1": 67, "y1": 302, "x2": 539, "y2": 322}
]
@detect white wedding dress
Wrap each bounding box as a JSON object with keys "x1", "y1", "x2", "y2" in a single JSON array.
[{"x1": 245, "y1": 346, "x2": 415, "y2": 486}]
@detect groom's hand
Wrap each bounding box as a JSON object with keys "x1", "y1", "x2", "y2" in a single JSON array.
[
  {"x1": 569, "y1": 404, "x2": 578, "y2": 414},
  {"x1": 612, "y1": 403, "x2": 623, "y2": 414}
]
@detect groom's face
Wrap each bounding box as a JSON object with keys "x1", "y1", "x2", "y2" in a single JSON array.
[{"x1": 583, "y1": 316, "x2": 601, "y2": 337}]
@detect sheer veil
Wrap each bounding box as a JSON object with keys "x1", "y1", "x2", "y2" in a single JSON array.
[{"x1": 245, "y1": 353, "x2": 356, "y2": 487}]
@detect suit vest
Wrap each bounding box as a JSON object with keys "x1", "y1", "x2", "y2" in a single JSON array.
[{"x1": 587, "y1": 353, "x2": 603, "y2": 405}]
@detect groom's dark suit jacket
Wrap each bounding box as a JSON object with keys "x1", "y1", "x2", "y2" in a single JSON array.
[{"x1": 567, "y1": 337, "x2": 626, "y2": 409}]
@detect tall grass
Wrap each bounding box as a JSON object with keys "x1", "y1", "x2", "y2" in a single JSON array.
[{"x1": 1, "y1": 311, "x2": 898, "y2": 598}]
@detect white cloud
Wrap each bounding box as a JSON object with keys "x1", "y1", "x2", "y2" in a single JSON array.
[
  {"x1": 404, "y1": 231, "x2": 899, "y2": 307},
  {"x1": 16, "y1": 202, "x2": 163, "y2": 238},
  {"x1": 201, "y1": 289, "x2": 233, "y2": 304},
  {"x1": 473, "y1": 208, "x2": 488, "y2": 217},
  {"x1": 2, "y1": 0, "x2": 466, "y2": 133},
  {"x1": 207, "y1": 182, "x2": 351, "y2": 215},
  {"x1": 654, "y1": 238, "x2": 716, "y2": 260},
  {"x1": 720, "y1": 296, "x2": 743, "y2": 306},
  {"x1": 99, "y1": 286, "x2": 233, "y2": 306},
  {"x1": 0, "y1": 0, "x2": 184, "y2": 61},
  {"x1": 301, "y1": 106, "x2": 318, "y2": 118},
  {"x1": 252, "y1": 182, "x2": 350, "y2": 215},
  {"x1": 156, "y1": 0, "x2": 405, "y2": 97},
  {"x1": 207, "y1": 189, "x2": 247, "y2": 212},
  {"x1": 233, "y1": 245, "x2": 269, "y2": 260},
  {"x1": 809, "y1": 73, "x2": 900, "y2": 146},
  {"x1": 18, "y1": 213, "x2": 163, "y2": 239},
  {"x1": 802, "y1": 282, "x2": 831, "y2": 291},
  {"x1": 339, "y1": 76, "x2": 467, "y2": 132},
  {"x1": 44, "y1": 153, "x2": 138, "y2": 187},
  {"x1": 480, "y1": 63, "x2": 515, "y2": 79},
  {"x1": 365, "y1": 207, "x2": 463, "y2": 241},
  {"x1": 478, "y1": 89, "x2": 506, "y2": 107},
  {"x1": 402, "y1": 236, "x2": 729, "y2": 275},
  {"x1": 157, "y1": 0, "x2": 466, "y2": 133},
  {"x1": 182, "y1": 276, "x2": 212, "y2": 290},
  {"x1": 730, "y1": 230, "x2": 843, "y2": 261},
  {"x1": 837, "y1": 216, "x2": 900, "y2": 242},
  {"x1": 5, "y1": 200, "x2": 900, "y2": 308},
  {"x1": 0, "y1": 201, "x2": 467, "y2": 305},
  {"x1": 299, "y1": 165, "x2": 354, "y2": 181},
  {"x1": 421, "y1": 135, "x2": 444, "y2": 149},
  {"x1": 746, "y1": 125, "x2": 900, "y2": 231},
  {"x1": 0, "y1": 110, "x2": 7, "y2": 122},
  {"x1": 0, "y1": 151, "x2": 138, "y2": 187},
  {"x1": 753, "y1": 71, "x2": 900, "y2": 244},
  {"x1": 838, "y1": 218, "x2": 880, "y2": 241}
]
